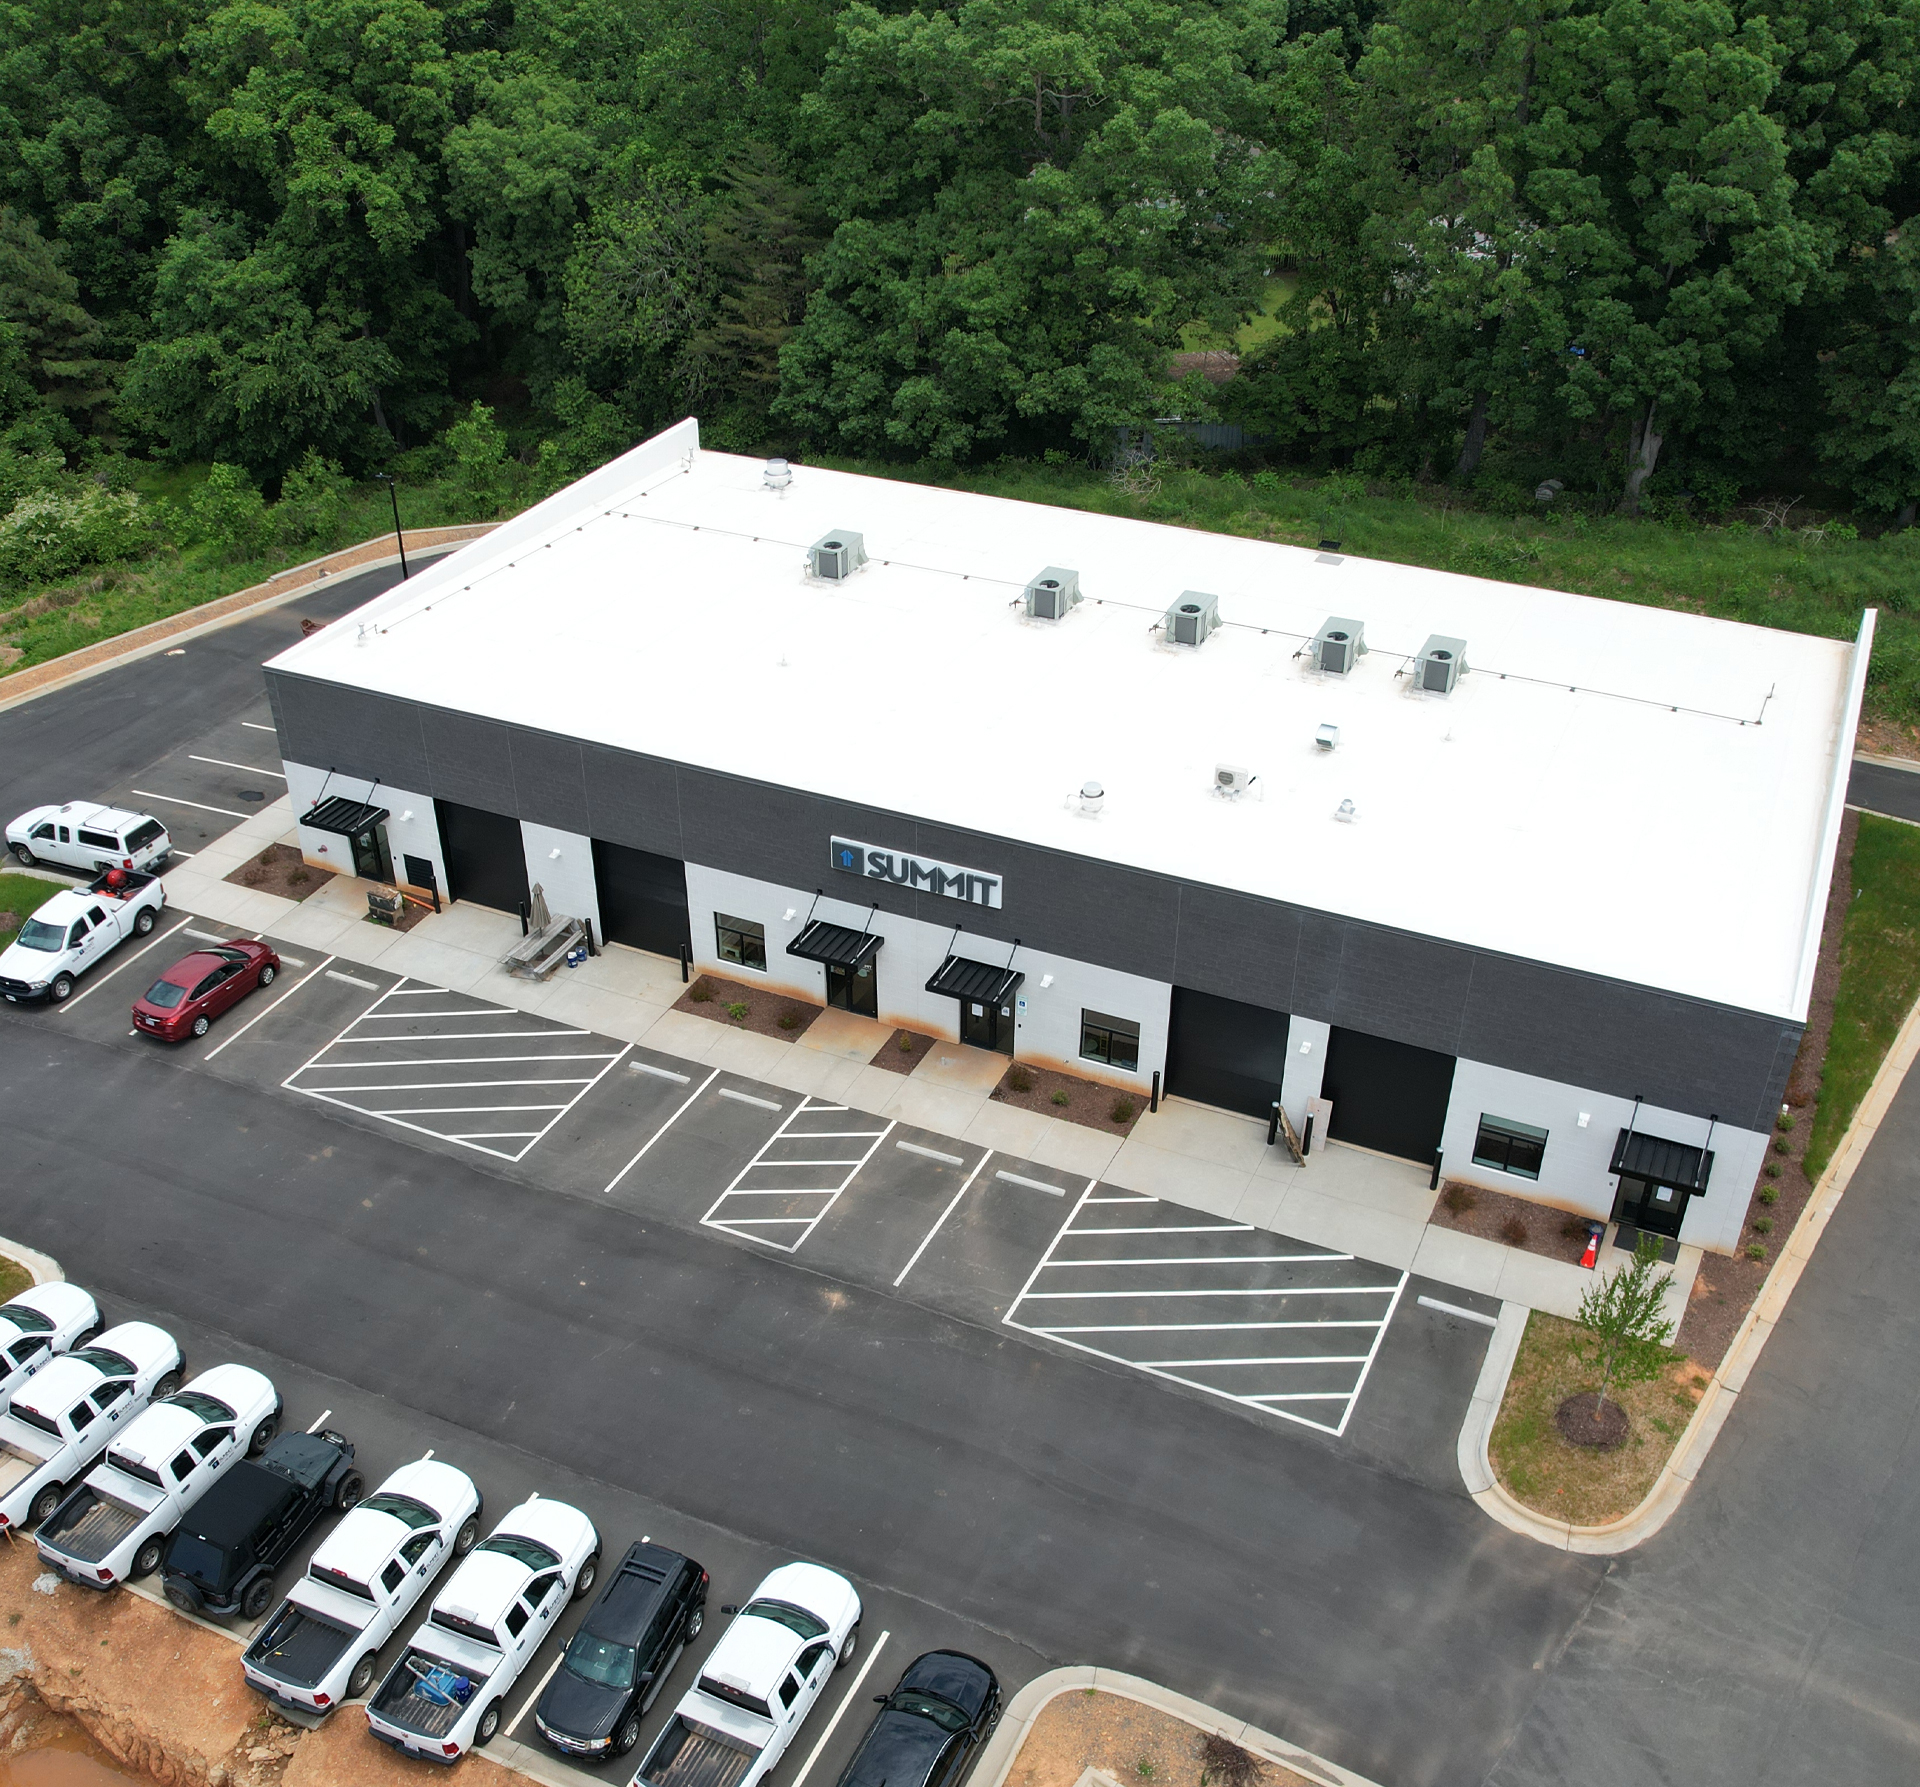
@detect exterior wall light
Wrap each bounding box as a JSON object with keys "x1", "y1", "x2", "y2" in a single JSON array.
[
  {"x1": 1334, "y1": 799, "x2": 1357, "y2": 822},
  {"x1": 548, "y1": 847, "x2": 562, "y2": 859}
]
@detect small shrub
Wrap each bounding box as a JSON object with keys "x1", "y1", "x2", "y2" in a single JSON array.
[
  {"x1": 273, "y1": 448, "x2": 352, "y2": 547},
  {"x1": 726, "y1": 1001, "x2": 749, "y2": 1021},
  {"x1": 776, "y1": 1011, "x2": 799, "y2": 1030},
  {"x1": 287, "y1": 867, "x2": 309, "y2": 885},
  {"x1": 1777, "y1": 1111, "x2": 1795, "y2": 1131},
  {"x1": 1499, "y1": 1215, "x2": 1528, "y2": 1248},
  {"x1": 1561, "y1": 1214, "x2": 1593, "y2": 1240},
  {"x1": 1751, "y1": 1215, "x2": 1774, "y2": 1235},
  {"x1": 188, "y1": 462, "x2": 269, "y2": 559},
  {"x1": 1757, "y1": 1184, "x2": 1779, "y2": 1205},
  {"x1": 1005, "y1": 1065, "x2": 1034, "y2": 1094},
  {"x1": 1746, "y1": 1242, "x2": 1768, "y2": 1261},
  {"x1": 897, "y1": 1035, "x2": 915, "y2": 1053},
  {"x1": 1110, "y1": 1098, "x2": 1137, "y2": 1124},
  {"x1": 258, "y1": 848, "x2": 276, "y2": 866},
  {"x1": 1135, "y1": 1762, "x2": 1155, "y2": 1782},
  {"x1": 242, "y1": 866, "x2": 265, "y2": 885},
  {"x1": 1197, "y1": 1733, "x2": 1264, "y2": 1787},
  {"x1": 1773, "y1": 1139, "x2": 1790, "y2": 1155},
  {"x1": 1441, "y1": 1182, "x2": 1477, "y2": 1216},
  {"x1": 1764, "y1": 1162, "x2": 1780, "y2": 1178},
  {"x1": 1050, "y1": 1090, "x2": 1070, "y2": 1106},
  {"x1": 688, "y1": 981, "x2": 712, "y2": 1003}
]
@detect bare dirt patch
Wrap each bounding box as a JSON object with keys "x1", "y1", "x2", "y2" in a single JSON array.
[
  {"x1": 1004, "y1": 1691, "x2": 1311, "y2": 1787},
  {"x1": 673, "y1": 973, "x2": 822, "y2": 1042},
  {"x1": 870, "y1": 1028, "x2": 938, "y2": 1074},
  {"x1": 990, "y1": 1062, "x2": 1143, "y2": 1135},
  {"x1": 1429, "y1": 1180, "x2": 1594, "y2": 1265},
  {"x1": 223, "y1": 844, "x2": 330, "y2": 904}
]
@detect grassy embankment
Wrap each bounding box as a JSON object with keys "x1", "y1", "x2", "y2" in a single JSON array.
[{"x1": 0, "y1": 869, "x2": 60, "y2": 949}]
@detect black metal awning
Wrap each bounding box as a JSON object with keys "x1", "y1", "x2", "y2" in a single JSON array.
[
  {"x1": 1611, "y1": 1128, "x2": 1714, "y2": 1193},
  {"x1": 786, "y1": 920, "x2": 883, "y2": 969},
  {"x1": 303, "y1": 796, "x2": 389, "y2": 838},
  {"x1": 926, "y1": 955, "x2": 1024, "y2": 1005}
]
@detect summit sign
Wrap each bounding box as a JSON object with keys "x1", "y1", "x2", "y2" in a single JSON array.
[{"x1": 829, "y1": 838, "x2": 1003, "y2": 908}]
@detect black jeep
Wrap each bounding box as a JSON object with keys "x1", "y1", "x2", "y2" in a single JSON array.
[{"x1": 161, "y1": 1427, "x2": 361, "y2": 1621}]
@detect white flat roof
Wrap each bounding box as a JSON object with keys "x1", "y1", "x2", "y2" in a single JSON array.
[{"x1": 270, "y1": 423, "x2": 1863, "y2": 1019}]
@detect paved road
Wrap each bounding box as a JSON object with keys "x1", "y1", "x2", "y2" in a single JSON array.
[{"x1": 1847, "y1": 757, "x2": 1920, "y2": 825}]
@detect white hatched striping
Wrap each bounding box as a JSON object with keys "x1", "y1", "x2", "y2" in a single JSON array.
[
  {"x1": 1004, "y1": 1186, "x2": 1409, "y2": 1437},
  {"x1": 701, "y1": 1095, "x2": 895, "y2": 1253},
  {"x1": 282, "y1": 977, "x2": 628, "y2": 1161}
]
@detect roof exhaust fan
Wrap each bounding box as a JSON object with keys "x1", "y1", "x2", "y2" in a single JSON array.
[
  {"x1": 1024, "y1": 567, "x2": 1081, "y2": 620},
  {"x1": 1310, "y1": 617, "x2": 1367, "y2": 676},
  {"x1": 1164, "y1": 592, "x2": 1222, "y2": 648},
  {"x1": 1413, "y1": 634, "x2": 1468, "y2": 694},
  {"x1": 808, "y1": 531, "x2": 867, "y2": 580}
]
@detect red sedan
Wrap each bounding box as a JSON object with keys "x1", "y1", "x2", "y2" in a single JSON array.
[{"x1": 132, "y1": 940, "x2": 280, "y2": 1040}]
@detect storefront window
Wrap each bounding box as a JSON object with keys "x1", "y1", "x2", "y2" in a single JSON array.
[
  {"x1": 715, "y1": 913, "x2": 767, "y2": 972},
  {"x1": 1472, "y1": 1115, "x2": 1547, "y2": 1180},
  {"x1": 1080, "y1": 1010, "x2": 1140, "y2": 1072}
]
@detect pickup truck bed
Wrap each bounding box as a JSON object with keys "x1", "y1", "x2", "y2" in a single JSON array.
[
  {"x1": 38, "y1": 1488, "x2": 142, "y2": 1562},
  {"x1": 245, "y1": 1602, "x2": 356, "y2": 1689},
  {"x1": 0, "y1": 1446, "x2": 44, "y2": 1498},
  {"x1": 370, "y1": 1653, "x2": 489, "y2": 1740},
  {"x1": 639, "y1": 1716, "x2": 757, "y2": 1787}
]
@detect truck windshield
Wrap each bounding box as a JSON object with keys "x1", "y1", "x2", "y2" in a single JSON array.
[
  {"x1": 71, "y1": 1348, "x2": 134, "y2": 1377},
  {"x1": 563, "y1": 1632, "x2": 637, "y2": 1690},
  {"x1": 475, "y1": 1534, "x2": 558, "y2": 1571},
  {"x1": 0, "y1": 1306, "x2": 53, "y2": 1335},
  {"x1": 143, "y1": 981, "x2": 189, "y2": 1009},
  {"x1": 888, "y1": 1692, "x2": 971, "y2": 1734},
  {"x1": 741, "y1": 1600, "x2": 827, "y2": 1641},
  {"x1": 165, "y1": 1391, "x2": 235, "y2": 1423},
  {"x1": 360, "y1": 1492, "x2": 439, "y2": 1529},
  {"x1": 15, "y1": 920, "x2": 64, "y2": 952}
]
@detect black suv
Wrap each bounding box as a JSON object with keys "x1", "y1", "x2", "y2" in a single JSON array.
[
  {"x1": 161, "y1": 1427, "x2": 361, "y2": 1620},
  {"x1": 534, "y1": 1540, "x2": 709, "y2": 1758},
  {"x1": 835, "y1": 1652, "x2": 1001, "y2": 1787}
]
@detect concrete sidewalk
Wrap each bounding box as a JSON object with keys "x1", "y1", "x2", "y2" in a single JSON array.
[{"x1": 164, "y1": 796, "x2": 1696, "y2": 1323}]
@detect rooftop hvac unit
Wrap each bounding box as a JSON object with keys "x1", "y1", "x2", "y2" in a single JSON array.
[
  {"x1": 1310, "y1": 616, "x2": 1367, "y2": 675},
  {"x1": 1413, "y1": 634, "x2": 1468, "y2": 694},
  {"x1": 1025, "y1": 567, "x2": 1082, "y2": 620},
  {"x1": 808, "y1": 530, "x2": 867, "y2": 580},
  {"x1": 1164, "y1": 591, "x2": 1222, "y2": 647},
  {"x1": 1214, "y1": 764, "x2": 1255, "y2": 797}
]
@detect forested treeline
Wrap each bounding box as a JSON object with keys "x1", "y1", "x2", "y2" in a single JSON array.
[{"x1": 1, "y1": 0, "x2": 1916, "y2": 517}]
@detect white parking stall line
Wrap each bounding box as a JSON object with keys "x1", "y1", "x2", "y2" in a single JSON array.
[
  {"x1": 331, "y1": 1028, "x2": 592, "y2": 1042},
  {"x1": 356, "y1": 1103, "x2": 573, "y2": 1116},
  {"x1": 131, "y1": 789, "x2": 248, "y2": 819},
  {"x1": 299, "y1": 1076, "x2": 599, "y2": 1093},
  {"x1": 1005, "y1": 1188, "x2": 1409, "y2": 1436},
  {"x1": 703, "y1": 1099, "x2": 895, "y2": 1252},
  {"x1": 604, "y1": 1066, "x2": 722, "y2": 1194},
  {"x1": 203, "y1": 953, "x2": 338, "y2": 1060},
  {"x1": 315, "y1": 1052, "x2": 618, "y2": 1068},
  {"x1": 893, "y1": 1149, "x2": 995, "y2": 1288},
  {"x1": 353, "y1": 1005, "x2": 518, "y2": 1019},
  {"x1": 187, "y1": 755, "x2": 287, "y2": 778},
  {"x1": 241, "y1": 721, "x2": 277, "y2": 732},
  {"x1": 54, "y1": 915, "x2": 195, "y2": 1012},
  {"x1": 1085, "y1": 1194, "x2": 1158, "y2": 1204},
  {"x1": 383, "y1": 985, "x2": 449, "y2": 995}
]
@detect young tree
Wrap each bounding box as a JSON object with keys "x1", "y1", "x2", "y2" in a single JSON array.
[{"x1": 1572, "y1": 1233, "x2": 1677, "y2": 1416}]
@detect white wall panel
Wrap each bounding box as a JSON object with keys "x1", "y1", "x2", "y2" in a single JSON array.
[
  {"x1": 283, "y1": 759, "x2": 446, "y2": 896},
  {"x1": 521, "y1": 823, "x2": 601, "y2": 940}
]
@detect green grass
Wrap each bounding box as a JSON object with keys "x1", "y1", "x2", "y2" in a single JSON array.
[
  {"x1": 0, "y1": 869, "x2": 63, "y2": 949},
  {"x1": 1805, "y1": 814, "x2": 1920, "y2": 1178},
  {"x1": 1178, "y1": 274, "x2": 1299, "y2": 354},
  {"x1": 0, "y1": 1254, "x2": 31, "y2": 1302}
]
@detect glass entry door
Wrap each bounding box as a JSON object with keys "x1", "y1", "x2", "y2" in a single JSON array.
[
  {"x1": 826, "y1": 959, "x2": 878, "y2": 1018},
  {"x1": 960, "y1": 998, "x2": 1014, "y2": 1055},
  {"x1": 1611, "y1": 1174, "x2": 1689, "y2": 1239}
]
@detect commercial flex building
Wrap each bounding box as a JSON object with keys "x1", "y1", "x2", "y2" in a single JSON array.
[{"x1": 264, "y1": 420, "x2": 1871, "y2": 1256}]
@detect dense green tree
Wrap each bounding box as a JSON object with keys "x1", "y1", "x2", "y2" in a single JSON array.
[{"x1": 0, "y1": 206, "x2": 117, "y2": 449}]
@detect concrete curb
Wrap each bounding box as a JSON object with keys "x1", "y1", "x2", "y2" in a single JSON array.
[
  {"x1": 971, "y1": 1667, "x2": 1382, "y2": 1787},
  {"x1": 0, "y1": 529, "x2": 489, "y2": 716},
  {"x1": 0, "y1": 1235, "x2": 64, "y2": 1286},
  {"x1": 1460, "y1": 983, "x2": 1920, "y2": 1553}
]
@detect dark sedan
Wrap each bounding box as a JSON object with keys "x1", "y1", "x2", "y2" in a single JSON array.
[
  {"x1": 836, "y1": 1651, "x2": 1001, "y2": 1787},
  {"x1": 132, "y1": 940, "x2": 279, "y2": 1040}
]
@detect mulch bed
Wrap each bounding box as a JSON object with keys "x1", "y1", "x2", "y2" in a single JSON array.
[
  {"x1": 870, "y1": 1028, "x2": 939, "y2": 1074},
  {"x1": 1554, "y1": 1392, "x2": 1629, "y2": 1451},
  {"x1": 990, "y1": 1061, "x2": 1145, "y2": 1135},
  {"x1": 1004, "y1": 1689, "x2": 1311, "y2": 1787},
  {"x1": 223, "y1": 842, "x2": 331, "y2": 902},
  {"x1": 673, "y1": 973, "x2": 823, "y2": 1042},
  {"x1": 1429, "y1": 1178, "x2": 1595, "y2": 1265},
  {"x1": 1675, "y1": 808, "x2": 1857, "y2": 1371}
]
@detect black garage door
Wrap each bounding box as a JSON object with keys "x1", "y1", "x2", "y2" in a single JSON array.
[
  {"x1": 1321, "y1": 1025, "x2": 1456, "y2": 1164},
  {"x1": 592, "y1": 839, "x2": 690, "y2": 957},
  {"x1": 1165, "y1": 987, "x2": 1291, "y2": 1120},
  {"x1": 436, "y1": 801, "x2": 529, "y2": 914}
]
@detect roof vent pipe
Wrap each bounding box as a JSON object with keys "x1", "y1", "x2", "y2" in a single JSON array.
[
  {"x1": 1077, "y1": 780, "x2": 1106, "y2": 816},
  {"x1": 764, "y1": 458, "x2": 793, "y2": 493}
]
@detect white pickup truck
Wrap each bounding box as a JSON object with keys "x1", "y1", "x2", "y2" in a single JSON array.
[
  {"x1": 0, "y1": 1322, "x2": 183, "y2": 1531},
  {"x1": 243, "y1": 1455, "x2": 482, "y2": 1717},
  {"x1": 35, "y1": 1363, "x2": 279, "y2": 1588},
  {"x1": 0, "y1": 1283, "x2": 101, "y2": 1413},
  {"x1": 633, "y1": 1563, "x2": 863, "y2": 1787},
  {"x1": 7, "y1": 803, "x2": 171, "y2": 876},
  {"x1": 367, "y1": 1496, "x2": 599, "y2": 1764},
  {"x1": 0, "y1": 870, "x2": 166, "y2": 1004}
]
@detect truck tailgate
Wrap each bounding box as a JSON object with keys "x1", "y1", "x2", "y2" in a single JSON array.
[
  {"x1": 245, "y1": 1604, "x2": 354, "y2": 1689},
  {"x1": 641, "y1": 1719, "x2": 757, "y2": 1787}
]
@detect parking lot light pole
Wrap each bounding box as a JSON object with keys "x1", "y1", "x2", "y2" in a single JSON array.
[{"x1": 376, "y1": 474, "x2": 409, "y2": 579}]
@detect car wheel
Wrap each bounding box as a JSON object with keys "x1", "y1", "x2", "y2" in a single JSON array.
[
  {"x1": 190, "y1": 1014, "x2": 210, "y2": 1038},
  {"x1": 452, "y1": 1516, "x2": 479, "y2": 1556},
  {"x1": 132, "y1": 1534, "x2": 166, "y2": 1579},
  {"x1": 347, "y1": 1651, "x2": 379, "y2": 1700},
  {"x1": 248, "y1": 1411, "x2": 279, "y2": 1456},
  {"x1": 27, "y1": 1481, "x2": 65, "y2": 1528},
  {"x1": 12, "y1": 844, "x2": 36, "y2": 867},
  {"x1": 241, "y1": 1575, "x2": 276, "y2": 1621},
  {"x1": 152, "y1": 1368, "x2": 182, "y2": 1400},
  {"x1": 836, "y1": 1623, "x2": 860, "y2": 1670},
  {"x1": 164, "y1": 1576, "x2": 203, "y2": 1615},
  {"x1": 571, "y1": 1552, "x2": 600, "y2": 1601},
  {"x1": 49, "y1": 974, "x2": 73, "y2": 1003},
  {"x1": 613, "y1": 1714, "x2": 643, "y2": 1757},
  {"x1": 476, "y1": 1701, "x2": 503, "y2": 1747},
  {"x1": 334, "y1": 1470, "x2": 365, "y2": 1510},
  {"x1": 685, "y1": 1604, "x2": 704, "y2": 1642},
  {"x1": 257, "y1": 963, "x2": 277, "y2": 986},
  {"x1": 133, "y1": 908, "x2": 155, "y2": 937}
]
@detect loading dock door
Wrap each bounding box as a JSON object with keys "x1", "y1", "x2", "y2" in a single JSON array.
[
  {"x1": 436, "y1": 801, "x2": 529, "y2": 914},
  {"x1": 1165, "y1": 988, "x2": 1291, "y2": 1120},
  {"x1": 592, "y1": 839, "x2": 690, "y2": 957},
  {"x1": 1321, "y1": 1025, "x2": 1456, "y2": 1164}
]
